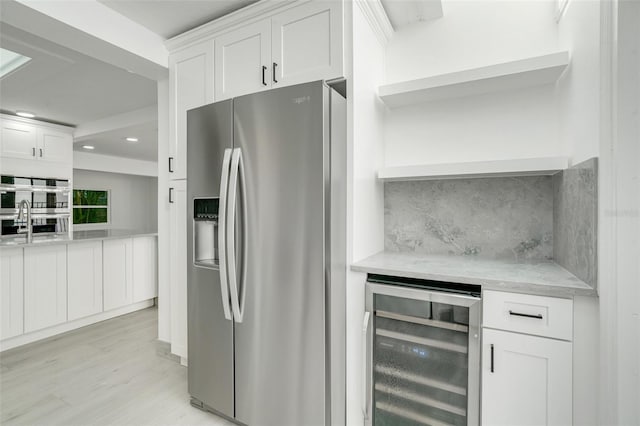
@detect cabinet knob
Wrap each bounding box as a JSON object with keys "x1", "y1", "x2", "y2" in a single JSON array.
[
  {"x1": 32, "y1": 147, "x2": 36, "y2": 157},
  {"x1": 273, "y1": 62, "x2": 278, "y2": 84},
  {"x1": 262, "y1": 65, "x2": 267, "y2": 86}
]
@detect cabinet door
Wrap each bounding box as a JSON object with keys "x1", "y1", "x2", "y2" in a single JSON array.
[
  {"x1": 24, "y1": 245, "x2": 67, "y2": 333},
  {"x1": 132, "y1": 236, "x2": 158, "y2": 303},
  {"x1": 214, "y1": 19, "x2": 271, "y2": 101},
  {"x1": 1, "y1": 248, "x2": 24, "y2": 340},
  {"x1": 103, "y1": 238, "x2": 133, "y2": 311},
  {"x1": 67, "y1": 241, "x2": 103, "y2": 321},
  {"x1": 169, "y1": 181, "x2": 188, "y2": 357},
  {"x1": 271, "y1": 1, "x2": 343, "y2": 87},
  {"x1": 0, "y1": 118, "x2": 37, "y2": 160},
  {"x1": 38, "y1": 128, "x2": 72, "y2": 164},
  {"x1": 169, "y1": 41, "x2": 214, "y2": 180},
  {"x1": 482, "y1": 329, "x2": 572, "y2": 426}
]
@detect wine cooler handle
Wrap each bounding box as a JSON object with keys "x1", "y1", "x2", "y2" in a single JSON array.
[{"x1": 362, "y1": 311, "x2": 371, "y2": 420}]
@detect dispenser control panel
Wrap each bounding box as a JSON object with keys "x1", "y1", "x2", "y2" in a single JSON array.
[
  {"x1": 194, "y1": 198, "x2": 219, "y2": 221},
  {"x1": 193, "y1": 197, "x2": 219, "y2": 269}
]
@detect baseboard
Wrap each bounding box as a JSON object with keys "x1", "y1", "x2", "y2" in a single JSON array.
[
  {"x1": 0, "y1": 300, "x2": 154, "y2": 352},
  {"x1": 156, "y1": 339, "x2": 182, "y2": 364}
]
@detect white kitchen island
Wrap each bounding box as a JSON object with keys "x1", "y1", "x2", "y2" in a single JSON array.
[{"x1": 0, "y1": 229, "x2": 158, "y2": 351}]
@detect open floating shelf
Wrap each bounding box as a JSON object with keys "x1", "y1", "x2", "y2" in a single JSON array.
[
  {"x1": 379, "y1": 51, "x2": 570, "y2": 108},
  {"x1": 378, "y1": 157, "x2": 569, "y2": 181}
]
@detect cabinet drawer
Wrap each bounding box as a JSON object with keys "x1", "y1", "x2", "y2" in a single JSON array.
[{"x1": 483, "y1": 290, "x2": 573, "y2": 340}]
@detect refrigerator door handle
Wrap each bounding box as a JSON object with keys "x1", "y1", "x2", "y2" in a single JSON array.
[
  {"x1": 218, "y1": 148, "x2": 233, "y2": 321},
  {"x1": 227, "y1": 147, "x2": 248, "y2": 323},
  {"x1": 362, "y1": 311, "x2": 371, "y2": 420}
]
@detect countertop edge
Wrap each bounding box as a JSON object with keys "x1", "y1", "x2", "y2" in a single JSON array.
[
  {"x1": 0, "y1": 231, "x2": 158, "y2": 248},
  {"x1": 351, "y1": 261, "x2": 598, "y2": 298}
]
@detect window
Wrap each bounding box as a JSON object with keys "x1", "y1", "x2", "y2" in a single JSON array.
[{"x1": 73, "y1": 189, "x2": 109, "y2": 225}]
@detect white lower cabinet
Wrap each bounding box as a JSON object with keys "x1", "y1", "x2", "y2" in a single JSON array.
[
  {"x1": 103, "y1": 238, "x2": 134, "y2": 311},
  {"x1": 132, "y1": 236, "x2": 158, "y2": 303},
  {"x1": 24, "y1": 245, "x2": 67, "y2": 333},
  {"x1": 67, "y1": 241, "x2": 103, "y2": 321},
  {"x1": 481, "y1": 290, "x2": 573, "y2": 426},
  {"x1": 169, "y1": 180, "x2": 188, "y2": 357},
  {"x1": 1, "y1": 248, "x2": 24, "y2": 340}
]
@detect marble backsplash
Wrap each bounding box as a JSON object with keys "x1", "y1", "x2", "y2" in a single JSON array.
[
  {"x1": 553, "y1": 158, "x2": 598, "y2": 287},
  {"x1": 384, "y1": 158, "x2": 598, "y2": 287},
  {"x1": 385, "y1": 176, "x2": 555, "y2": 261}
]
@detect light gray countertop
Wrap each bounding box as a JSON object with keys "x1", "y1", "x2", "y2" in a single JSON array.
[
  {"x1": 0, "y1": 229, "x2": 157, "y2": 248},
  {"x1": 351, "y1": 251, "x2": 597, "y2": 297}
]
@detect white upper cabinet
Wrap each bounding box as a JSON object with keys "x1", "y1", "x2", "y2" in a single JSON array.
[
  {"x1": 271, "y1": 1, "x2": 343, "y2": 87},
  {"x1": 214, "y1": 19, "x2": 272, "y2": 101},
  {"x1": 24, "y1": 245, "x2": 67, "y2": 333},
  {"x1": 169, "y1": 40, "x2": 214, "y2": 180},
  {"x1": 0, "y1": 115, "x2": 73, "y2": 179},
  {"x1": 211, "y1": 1, "x2": 344, "y2": 101},
  {"x1": 67, "y1": 241, "x2": 103, "y2": 321},
  {"x1": 0, "y1": 119, "x2": 38, "y2": 160},
  {"x1": 39, "y1": 128, "x2": 72, "y2": 164}
]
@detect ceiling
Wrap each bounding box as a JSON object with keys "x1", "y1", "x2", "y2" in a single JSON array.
[
  {"x1": 74, "y1": 122, "x2": 158, "y2": 162},
  {"x1": 382, "y1": 0, "x2": 443, "y2": 29},
  {"x1": 98, "y1": 0, "x2": 259, "y2": 39},
  {"x1": 0, "y1": 23, "x2": 158, "y2": 162}
]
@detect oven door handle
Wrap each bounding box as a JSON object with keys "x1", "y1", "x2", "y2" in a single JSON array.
[{"x1": 362, "y1": 310, "x2": 371, "y2": 420}]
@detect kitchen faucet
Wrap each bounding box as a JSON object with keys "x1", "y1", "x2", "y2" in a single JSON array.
[{"x1": 17, "y1": 199, "x2": 33, "y2": 243}]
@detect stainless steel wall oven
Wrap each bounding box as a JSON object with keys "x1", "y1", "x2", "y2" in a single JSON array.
[
  {"x1": 0, "y1": 175, "x2": 71, "y2": 240},
  {"x1": 364, "y1": 275, "x2": 481, "y2": 426}
]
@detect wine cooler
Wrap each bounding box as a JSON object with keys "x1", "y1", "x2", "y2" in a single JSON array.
[{"x1": 363, "y1": 276, "x2": 481, "y2": 426}]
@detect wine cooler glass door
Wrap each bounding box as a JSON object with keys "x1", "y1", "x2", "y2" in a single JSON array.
[{"x1": 365, "y1": 283, "x2": 480, "y2": 426}]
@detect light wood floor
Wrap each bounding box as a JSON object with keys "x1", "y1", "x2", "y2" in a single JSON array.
[{"x1": 0, "y1": 307, "x2": 234, "y2": 426}]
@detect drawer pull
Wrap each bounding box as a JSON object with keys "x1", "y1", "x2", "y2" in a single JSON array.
[{"x1": 509, "y1": 310, "x2": 543, "y2": 319}]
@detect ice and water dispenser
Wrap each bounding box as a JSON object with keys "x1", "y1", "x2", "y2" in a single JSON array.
[{"x1": 193, "y1": 198, "x2": 219, "y2": 269}]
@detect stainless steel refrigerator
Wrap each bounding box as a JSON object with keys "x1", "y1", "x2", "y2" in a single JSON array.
[{"x1": 186, "y1": 81, "x2": 346, "y2": 426}]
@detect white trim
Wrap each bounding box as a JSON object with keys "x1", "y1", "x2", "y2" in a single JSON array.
[
  {"x1": 0, "y1": 113, "x2": 74, "y2": 133},
  {"x1": 378, "y1": 157, "x2": 569, "y2": 181},
  {"x1": 73, "y1": 152, "x2": 158, "y2": 177},
  {"x1": 74, "y1": 106, "x2": 157, "y2": 142},
  {"x1": 0, "y1": 300, "x2": 154, "y2": 352},
  {"x1": 556, "y1": 0, "x2": 570, "y2": 22},
  {"x1": 165, "y1": 0, "x2": 305, "y2": 53},
  {"x1": 354, "y1": 0, "x2": 394, "y2": 47},
  {"x1": 598, "y1": 0, "x2": 617, "y2": 423}
]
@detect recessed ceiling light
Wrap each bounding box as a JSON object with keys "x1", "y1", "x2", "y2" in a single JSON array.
[
  {"x1": 82, "y1": 145, "x2": 95, "y2": 150},
  {"x1": 125, "y1": 137, "x2": 139, "y2": 142},
  {"x1": 16, "y1": 111, "x2": 35, "y2": 118}
]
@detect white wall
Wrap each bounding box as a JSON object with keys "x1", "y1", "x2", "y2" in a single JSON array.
[
  {"x1": 383, "y1": 0, "x2": 563, "y2": 168},
  {"x1": 555, "y1": 2, "x2": 603, "y2": 424},
  {"x1": 73, "y1": 169, "x2": 158, "y2": 231},
  {"x1": 385, "y1": 0, "x2": 559, "y2": 83},
  {"x1": 346, "y1": 3, "x2": 387, "y2": 426},
  {"x1": 157, "y1": 78, "x2": 171, "y2": 343},
  {"x1": 557, "y1": 0, "x2": 601, "y2": 165}
]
